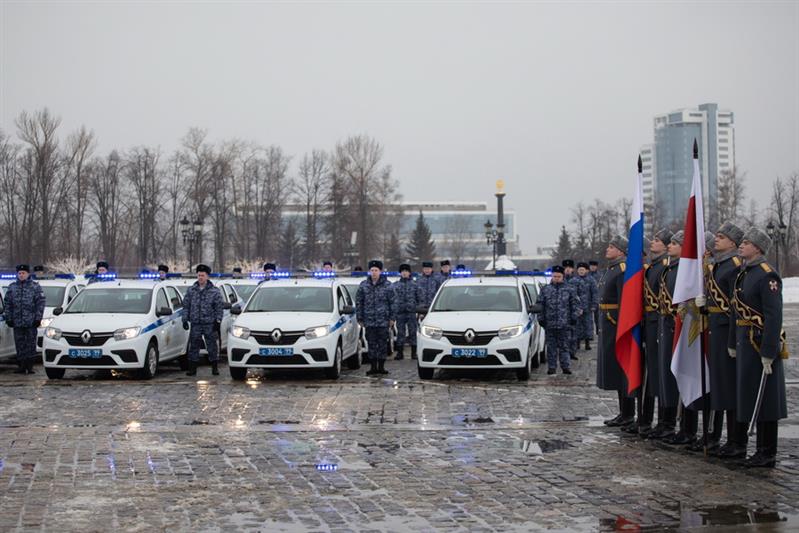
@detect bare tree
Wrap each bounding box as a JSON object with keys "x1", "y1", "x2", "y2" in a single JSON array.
[
  {"x1": 716, "y1": 166, "x2": 746, "y2": 227},
  {"x1": 769, "y1": 175, "x2": 799, "y2": 274},
  {"x1": 296, "y1": 149, "x2": 329, "y2": 265},
  {"x1": 89, "y1": 151, "x2": 126, "y2": 265},
  {"x1": 126, "y1": 146, "x2": 163, "y2": 265},
  {"x1": 63, "y1": 126, "x2": 96, "y2": 257},
  {"x1": 252, "y1": 146, "x2": 291, "y2": 259},
  {"x1": 208, "y1": 141, "x2": 238, "y2": 268}
]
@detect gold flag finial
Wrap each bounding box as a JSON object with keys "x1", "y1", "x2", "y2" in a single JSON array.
[{"x1": 496, "y1": 179, "x2": 505, "y2": 193}]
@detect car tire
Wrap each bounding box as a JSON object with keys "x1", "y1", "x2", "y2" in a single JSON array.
[
  {"x1": 417, "y1": 364, "x2": 434, "y2": 380},
  {"x1": 516, "y1": 343, "x2": 532, "y2": 381},
  {"x1": 325, "y1": 345, "x2": 342, "y2": 379},
  {"x1": 346, "y1": 342, "x2": 362, "y2": 370},
  {"x1": 229, "y1": 366, "x2": 247, "y2": 381},
  {"x1": 138, "y1": 341, "x2": 159, "y2": 380},
  {"x1": 45, "y1": 367, "x2": 65, "y2": 379}
]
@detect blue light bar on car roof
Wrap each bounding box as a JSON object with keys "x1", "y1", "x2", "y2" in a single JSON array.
[
  {"x1": 312, "y1": 271, "x2": 336, "y2": 278},
  {"x1": 85, "y1": 272, "x2": 118, "y2": 281},
  {"x1": 54, "y1": 273, "x2": 75, "y2": 280},
  {"x1": 381, "y1": 271, "x2": 400, "y2": 277},
  {"x1": 139, "y1": 272, "x2": 159, "y2": 279},
  {"x1": 450, "y1": 269, "x2": 472, "y2": 277},
  {"x1": 0, "y1": 273, "x2": 16, "y2": 279},
  {"x1": 272, "y1": 270, "x2": 291, "y2": 278}
]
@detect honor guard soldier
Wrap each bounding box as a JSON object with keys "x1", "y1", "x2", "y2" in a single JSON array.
[
  {"x1": 417, "y1": 261, "x2": 440, "y2": 309},
  {"x1": 597, "y1": 235, "x2": 635, "y2": 426},
  {"x1": 356, "y1": 260, "x2": 396, "y2": 376},
  {"x1": 182, "y1": 264, "x2": 224, "y2": 376},
  {"x1": 704, "y1": 222, "x2": 746, "y2": 458},
  {"x1": 3, "y1": 264, "x2": 46, "y2": 374},
  {"x1": 157, "y1": 264, "x2": 169, "y2": 281},
  {"x1": 575, "y1": 262, "x2": 598, "y2": 351},
  {"x1": 640, "y1": 228, "x2": 672, "y2": 438},
  {"x1": 392, "y1": 263, "x2": 421, "y2": 360},
  {"x1": 728, "y1": 228, "x2": 788, "y2": 468},
  {"x1": 538, "y1": 265, "x2": 578, "y2": 374}
]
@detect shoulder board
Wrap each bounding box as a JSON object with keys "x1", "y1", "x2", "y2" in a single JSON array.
[
  {"x1": 662, "y1": 258, "x2": 668, "y2": 266},
  {"x1": 760, "y1": 263, "x2": 772, "y2": 273},
  {"x1": 732, "y1": 257, "x2": 741, "y2": 267},
  {"x1": 620, "y1": 262, "x2": 626, "y2": 272},
  {"x1": 644, "y1": 263, "x2": 650, "y2": 271}
]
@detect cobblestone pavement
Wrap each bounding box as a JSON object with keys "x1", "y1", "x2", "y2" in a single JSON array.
[{"x1": 1, "y1": 307, "x2": 799, "y2": 532}]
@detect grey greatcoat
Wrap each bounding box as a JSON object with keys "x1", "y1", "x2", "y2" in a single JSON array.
[
  {"x1": 728, "y1": 258, "x2": 787, "y2": 422},
  {"x1": 596, "y1": 257, "x2": 629, "y2": 392},
  {"x1": 707, "y1": 250, "x2": 742, "y2": 411},
  {"x1": 657, "y1": 258, "x2": 681, "y2": 408},
  {"x1": 643, "y1": 254, "x2": 668, "y2": 398}
]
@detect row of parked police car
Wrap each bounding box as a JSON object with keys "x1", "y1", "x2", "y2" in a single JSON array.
[{"x1": 0, "y1": 269, "x2": 550, "y2": 381}]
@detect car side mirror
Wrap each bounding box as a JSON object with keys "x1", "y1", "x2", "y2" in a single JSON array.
[
  {"x1": 341, "y1": 305, "x2": 355, "y2": 315},
  {"x1": 530, "y1": 303, "x2": 543, "y2": 314},
  {"x1": 156, "y1": 307, "x2": 173, "y2": 317},
  {"x1": 230, "y1": 305, "x2": 242, "y2": 315},
  {"x1": 53, "y1": 307, "x2": 63, "y2": 316},
  {"x1": 223, "y1": 302, "x2": 231, "y2": 310},
  {"x1": 416, "y1": 305, "x2": 429, "y2": 315}
]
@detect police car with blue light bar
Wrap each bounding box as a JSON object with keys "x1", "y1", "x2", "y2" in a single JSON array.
[
  {"x1": 41, "y1": 275, "x2": 189, "y2": 379},
  {"x1": 35, "y1": 274, "x2": 86, "y2": 354},
  {"x1": 226, "y1": 272, "x2": 361, "y2": 380},
  {"x1": 416, "y1": 274, "x2": 541, "y2": 381}
]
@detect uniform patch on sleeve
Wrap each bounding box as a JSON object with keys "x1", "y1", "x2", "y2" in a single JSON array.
[{"x1": 769, "y1": 280, "x2": 780, "y2": 292}]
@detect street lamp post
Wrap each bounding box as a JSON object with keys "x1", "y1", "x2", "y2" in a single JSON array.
[
  {"x1": 485, "y1": 219, "x2": 498, "y2": 273},
  {"x1": 180, "y1": 216, "x2": 204, "y2": 266}
]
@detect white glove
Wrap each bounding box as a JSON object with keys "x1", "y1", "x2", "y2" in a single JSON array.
[
  {"x1": 728, "y1": 348, "x2": 736, "y2": 359},
  {"x1": 761, "y1": 357, "x2": 773, "y2": 375},
  {"x1": 695, "y1": 295, "x2": 706, "y2": 308}
]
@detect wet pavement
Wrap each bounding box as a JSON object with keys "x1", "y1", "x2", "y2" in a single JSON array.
[{"x1": 1, "y1": 308, "x2": 799, "y2": 531}]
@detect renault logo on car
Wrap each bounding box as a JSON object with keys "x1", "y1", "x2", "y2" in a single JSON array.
[
  {"x1": 81, "y1": 330, "x2": 92, "y2": 344},
  {"x1": 464, "y1": 329, "x2": 475, "y2": 343},
  {"x1": 271, "y1": 329, "x2": 282, "y2": 343}
]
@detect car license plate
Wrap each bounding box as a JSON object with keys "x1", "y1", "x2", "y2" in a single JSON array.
[
  {"x1": 259, "y1": 347, "x2": 294, "y2": 356},
  {"x1": 452, "y1": 348, "x2": 487, "y2": 358},
  {"x1": 68, "y1": 349, "x2": 102, "y2": 359}
]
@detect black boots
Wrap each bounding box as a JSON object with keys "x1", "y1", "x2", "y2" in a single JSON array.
[
  {"x1": 366, "y1": 359, "x2": 378, "y2": 376},
  {"x1": 186, "y1": 361, "x2": 197, "y2": 376},
  {"x1": 411, "y1": 346, "x2": 418, "y2": 360},
  {"x1": 584, "y1": 340, "x2": 591, "y2": 351},
  {"x1": 378, "y1": 359, "x2": 389, "y2": 375},
  {"x1": 743, "y1": 421, "x2": 777, "y2": 468},
  {"x1": 13, "y1": 359, "x2": 26, "y2": 374},
  {"x1": 211, "y1": 361, "x2": 219, "y2": 376},
  {"x1": 25, "y1": 359, "x2": 35, "y2": 374},
  {"x1": 394, "y1": 346, "x2": 404, "y2": 360}
]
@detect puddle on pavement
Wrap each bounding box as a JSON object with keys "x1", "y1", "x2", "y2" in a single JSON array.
[
  {"x1": 451, "y1": 415, "x2": 494, "y2": 425},
  {"x1": 676, "y1": 504, "x2": 794, "y2": 527},
  {"x1": 519, "y1": 438, "x2": 573, "y2": 455}
]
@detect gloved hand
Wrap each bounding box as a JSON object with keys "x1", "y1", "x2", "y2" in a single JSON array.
[
  {"x1": 761, "y1": 356, "x2": 773, "y2": 375},
  {"x1": 695, "y1": 295, "x2": 706, "y2": 308},
  {"x1": 7, "y1": 320, "x2": 13, "y2": 328},
  {"x1": 728, "y1": 348, "x2": 736, "y2": 359},
  {"x1": 182, "y1": 321, "x2": 189, "y2": 331},
  {"x1": 33, "y1": 320, "x2": 41, "y2": 328}
]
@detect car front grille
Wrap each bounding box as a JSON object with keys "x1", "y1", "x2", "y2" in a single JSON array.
[
  {"x1": 62, "y1": 332, "x2": 114, "y2": 347},
  {"x1": 442, "y1": 331, "x2": 496, "y2": 346},
  {"x1": 251, "y1": 330, "x2": 304, "y2": 346}
]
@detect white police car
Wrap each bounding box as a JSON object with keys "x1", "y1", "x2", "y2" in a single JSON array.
[
  {"x1": 42, "y1": 277, "x2": 189, "y2": 379},
  {"x1": 36, "y1": 275, "x2": 86, "y2": 353},
  {"x1": 517, "y1": 273, "x2": 549, "y2": 366},
  {"x1": 416, "y1": 276, "x2": 539, "y2": 381},
  {"x1": 227, "y1": 275, "x2": 360, "y2": 380},
  {"x1": 218, "y1": 274, "x2": 277, "y2": 306}
]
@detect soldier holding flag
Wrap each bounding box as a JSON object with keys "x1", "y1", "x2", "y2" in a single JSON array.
[{"x1": 728, "y1": 228, "x2": 787, "y2": 468}]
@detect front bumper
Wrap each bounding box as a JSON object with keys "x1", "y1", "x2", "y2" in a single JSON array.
[
  {"x1": 42, "y1": 335, "x2": 149, "y2": 369},
  {"x1": 227, "y1": 333, "x2": 338, "y2": 368},
  {"x1": 417, "y1": 333, "x2": 530, "y2": 369}
]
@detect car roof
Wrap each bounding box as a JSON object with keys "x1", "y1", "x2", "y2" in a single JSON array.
[
  {"x1": 82, "y1": 279, "x2": 161, "y2": 290},
  {"x1": 441, "y1": 276, "x2": 521, "y2": 287},
  {"x1": 37, "y1": 279, "x2": 78, "y2": 286},
  {"x1": 253, "y1": 278, "x2": 337, "y2": 288}
]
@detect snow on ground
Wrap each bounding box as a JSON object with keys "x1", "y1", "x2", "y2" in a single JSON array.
[{"x1": 783, "y1": 277, "x2": 799, "y2": 304}]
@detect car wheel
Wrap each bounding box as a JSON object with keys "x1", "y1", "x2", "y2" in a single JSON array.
[
  {"x1": 229, "y1": 366, "x2": 247, "y2": 381},
  {"x1": 325, "y1": 345, "x2": 342, "y2": 379},
  {"x1": 138, "y1": 341, "x2": 159, "y2": 379},
  {"x1": 417, "y1": 363, "x2": 434, "y2": 380},
  {"x1": 346, "y1": 341, "x2": 362, "y2": 370},
  {"x1": 516, "y1": 343, "x2": 532, "y2": 381},
  {"x1": 45, "y1": 367, "x2": 65, "y2": 379}
]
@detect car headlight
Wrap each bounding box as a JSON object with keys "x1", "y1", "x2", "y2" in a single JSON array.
[
  {"x1": 498, "y1": 325, "x2": 524, "y2": 340},
  {"x1": 45, "y1": 327, "x2": 61, "y2": 340},
  {"x1": 305, "y1": 325, "x2": 330, "y2": 339},
  {"x1": 114, "y1": 327, "x2": 141, "y2": 341},
  {"x1": 39, "y1": 318, "x2": 53, "y2": 329},
  {"x1": 231, "y1": 326, "x2": 250, "y2": 339},
  {"x1": 421, "y1": 325, "x2": 442, "y2": 340}
]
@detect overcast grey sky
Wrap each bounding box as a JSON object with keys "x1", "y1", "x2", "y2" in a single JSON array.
[{"x1": 1, "y1": 1, "x2": 797, "y2": 253}]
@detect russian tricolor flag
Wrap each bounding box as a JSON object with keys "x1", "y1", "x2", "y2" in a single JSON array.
[{"x1": 615, "y1": 157, "x2": 645, "y2": 394}]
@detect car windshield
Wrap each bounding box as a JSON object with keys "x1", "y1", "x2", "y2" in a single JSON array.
[
  {"x1": 42, "y1": 286, "x2": 66, "y2": 307},
  {"x1": 174, "y1": 286, "x2": 188, "y2": 296},
  {"x1": 432, "y1": 285, "x2": 521, "y2": 312},
  {"x1": 343, "y1": 284, "x2": 358, "y2": 302},
  {"x1": 246, "y1": 286, "x2": 333, "y2": 313},
  {"x1": 65, "y1": 288, "x2": 153, "y2": 314},
  {"x1": 233, "y1": 284, "x2": 257, "y2": 301}
]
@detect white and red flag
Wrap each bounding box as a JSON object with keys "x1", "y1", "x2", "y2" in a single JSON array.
[{"x1": 670, "y1": 140, "x2": 710, "y2": 406}]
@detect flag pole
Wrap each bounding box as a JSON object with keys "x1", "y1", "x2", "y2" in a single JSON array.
[
  {"x1": 693, "y1": 139, "x2": 710, "y2": 457},
  {"x1": 637, "y1": 155, "x2": 647, "y2": 418}
]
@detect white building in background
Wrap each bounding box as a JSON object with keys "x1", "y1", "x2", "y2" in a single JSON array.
[
  {"x1": 648, "y1": 103, "x2": 735, "y2": 229},
  {"x1": 640, "y1": 143, "x2": 656, "y2": 215}
]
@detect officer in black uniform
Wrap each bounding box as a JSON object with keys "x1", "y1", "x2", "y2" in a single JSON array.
[
  {"x1": 704, "y1": 222, "x2": 746, "y2": 458},
  {"x1": 639, "y1": 228, "x2": 672, "y2": 438},
  {"x1": 597, "y1": 235, "x2": 635, "y2": 427},
  {"x1": 728, "y1": 227, "x2": 787, "y2": 468}
]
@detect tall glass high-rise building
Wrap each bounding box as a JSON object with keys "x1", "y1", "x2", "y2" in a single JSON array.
[{"x1": 649, "y1": 103, "x2": 735, "y2": 229}]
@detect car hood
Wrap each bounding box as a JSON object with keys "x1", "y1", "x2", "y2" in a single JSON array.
[
  {"x1": 422, "y1": 311, "x2": 528, "y2": 332},
  {"x1": 234, "y1": 312, "x2": 336, "y2": 332},
  {"x1": 50, "y1": 313, "x2": 150, "y2": 333}
]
